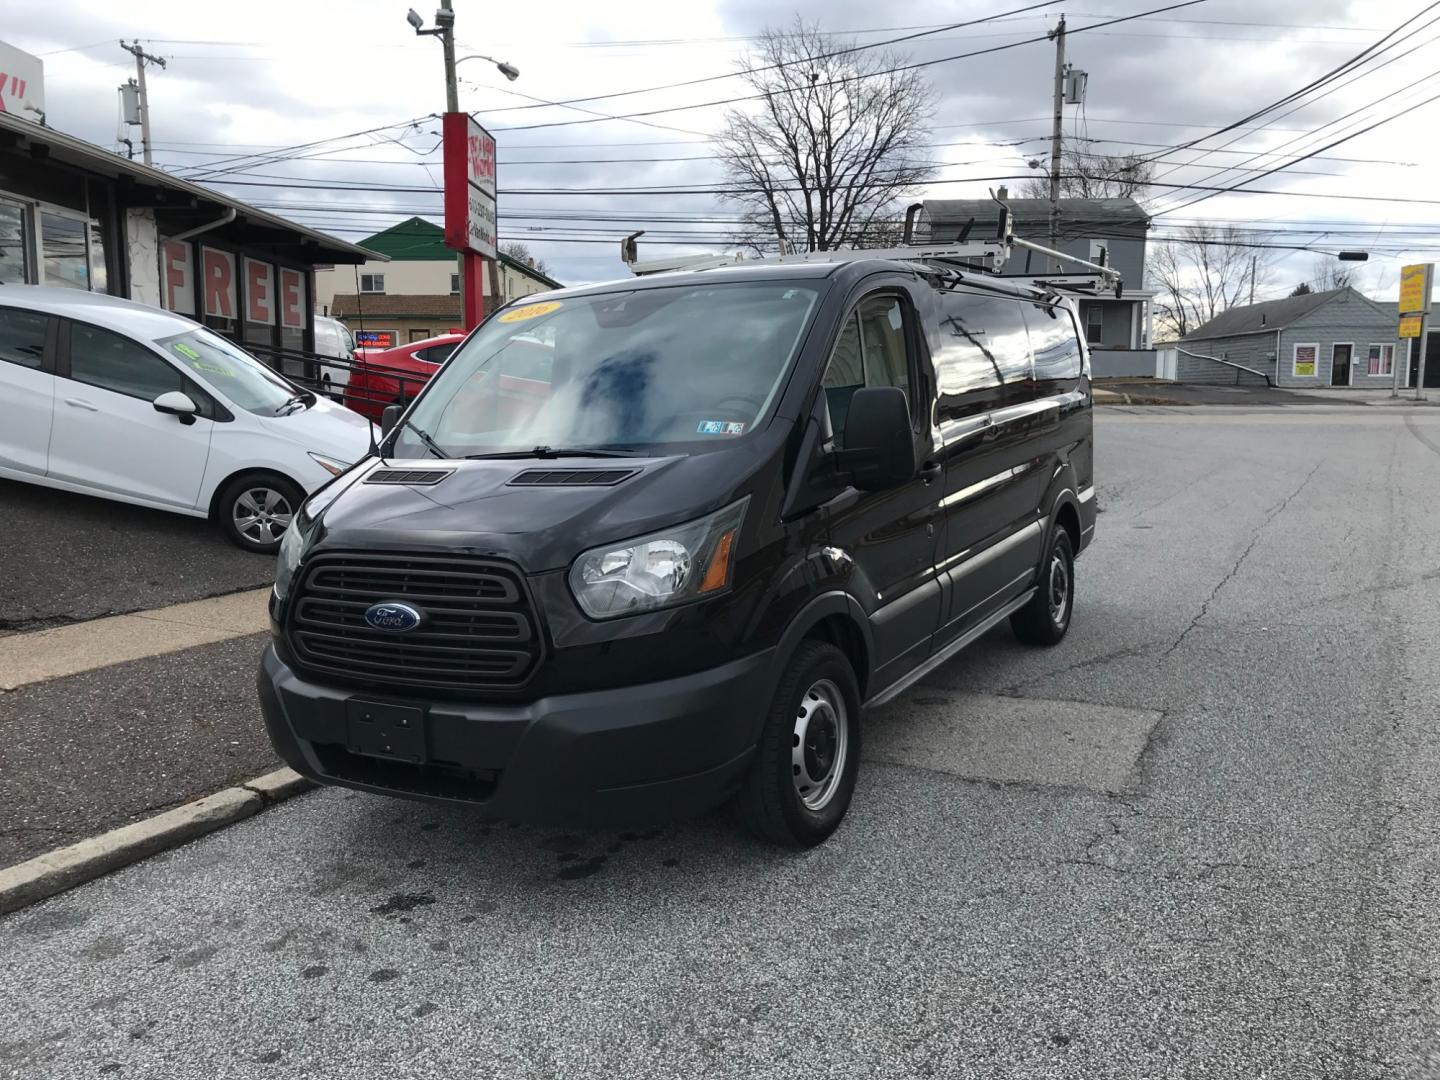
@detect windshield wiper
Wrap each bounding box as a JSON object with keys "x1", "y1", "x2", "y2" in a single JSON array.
[
  {"x1": 465, "y1": 445, "x2": 644, "y2": 460},
  {"x1": 275, "y1": 393, "x2": 307, "y2": 416},
  {"x1": 398, "y1": 418, "x2": 451, "y2": 459}
]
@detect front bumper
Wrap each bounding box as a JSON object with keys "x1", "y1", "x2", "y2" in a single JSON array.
[{"x1": 257, "y1": 644, "x2": 773, "y2": 826}]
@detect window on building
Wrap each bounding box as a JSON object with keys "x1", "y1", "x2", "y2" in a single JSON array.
[
  {"x1": 1085, "y1": 304, "x2": 1105, "y2": 345},
  {"x1": 409, "y1": 328, "x2": 431, "y2": 343},
  {"x1": 450, "y1": 273, "x2": 460, "y2": 294},
  {"x1": 1368, "y1": 343, "x2": 1395, "y2": 376},
  {"x1": 360, "y1": 273, "x2": 385, "y2": 294},
  {"x1": 40, "y1": 211, "x2": 89, "y2": 291},
  {"x1": 68, "y1": 322, "x2": 182, "y2": 401},
  {"x1": 0, "y1": 306, "x2": 47, "y2": 369},
  {"x1": 0, "y1": 199, "x2": 31, "y2": 286}
]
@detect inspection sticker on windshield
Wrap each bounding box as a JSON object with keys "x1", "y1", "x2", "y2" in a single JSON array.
[
  {"x1": 499, "y1": 300, "x2": 563, "y2": 323},
  {"x1": 697, "y1": 421, "x2": 745, "y2": 436}
]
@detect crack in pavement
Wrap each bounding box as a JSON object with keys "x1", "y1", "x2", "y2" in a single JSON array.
[{"x1": 1163, "y1": 463, "x2": 1321, "y2": 658}]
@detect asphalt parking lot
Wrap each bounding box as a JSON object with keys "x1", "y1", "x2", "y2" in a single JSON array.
[
  {"x1": 4, "y1": 404, "x2": 1440, "y2": 1078},
  {"x1": 0, "y1": 477, "x2": 272, "y2": 632}
]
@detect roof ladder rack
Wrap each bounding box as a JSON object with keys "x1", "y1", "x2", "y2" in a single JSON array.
[{"x1": 620, "y1": 199, "x2": 1124, "y2": 297}]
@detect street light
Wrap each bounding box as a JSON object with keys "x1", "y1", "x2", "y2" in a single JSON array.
[
  {"x1": 457, "y1": 54, "x2": 520, "y2": 81},
  {"x1": 405, "y1": 8, "x2": 424, "y2": 30}
]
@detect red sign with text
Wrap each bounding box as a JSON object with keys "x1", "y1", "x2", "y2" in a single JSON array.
[{"x1": 443, "y1": 111, "x2": 497, "y2": 259}]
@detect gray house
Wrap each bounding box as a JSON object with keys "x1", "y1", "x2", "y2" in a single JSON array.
[
  {"x1": 1177, "y1": 287, "x2": 1402, "y2": 389},
  {"x1": 916, "y1": 197, "x2": 1156, "y2": 376}
]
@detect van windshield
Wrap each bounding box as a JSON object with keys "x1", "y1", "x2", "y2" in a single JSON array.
[{"x1": 395, "y1": 282, "x2": 820, "y2": 457}]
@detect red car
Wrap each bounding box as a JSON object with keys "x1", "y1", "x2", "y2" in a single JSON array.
[{"x1": 343, "y1": 334, "x2": 464, "y2": 421}]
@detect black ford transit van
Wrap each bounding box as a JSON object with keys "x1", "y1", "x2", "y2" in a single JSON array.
[{"x1": 258, "y1": 257, "x2": 1096, "y2": 846}]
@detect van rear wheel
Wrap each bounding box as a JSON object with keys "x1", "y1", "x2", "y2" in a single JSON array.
[
  {"x1": 1011, "y1": 528, "x2": 1075, "y2": 646},
  {"x1": 734, "y1": 640, "x2": 861, "y2": 847}
]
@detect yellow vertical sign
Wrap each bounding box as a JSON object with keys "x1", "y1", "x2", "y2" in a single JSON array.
[
  {"x1": 1400, "y1": 316, "x2": 1424, "y2": 339},
  {"x1": 1400, "y1": 263, "x2": 1431, "y2": 316}
]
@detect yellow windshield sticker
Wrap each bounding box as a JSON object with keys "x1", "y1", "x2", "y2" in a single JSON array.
[
  {"x1": 499, "y1": 300, "x2": 562, "y2": 323},
  {"x1": 191, "y1": 359, "x2": 234, "y2": 377},
  {"x1": 172, "y1": 342, "x2": 201, "y2": 360}
]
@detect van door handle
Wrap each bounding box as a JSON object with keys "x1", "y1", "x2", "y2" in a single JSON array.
[
  {"x1": 64, "y1": 398, "x2": 99, "y2": 412},
  {"x1": 918, "y1": 460, "x2": 943, "y2": 485}
]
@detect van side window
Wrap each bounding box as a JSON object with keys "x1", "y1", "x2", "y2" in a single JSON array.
[
  {"x1": 933, "y1": 291, "x2": 1029, "y2": 420},
  {"x1": 1026, "y1": 304, "x2": 1084, "y2": 385},
  {"x1": 822, "y1": 295, "x2": 912, "y2": 445}
]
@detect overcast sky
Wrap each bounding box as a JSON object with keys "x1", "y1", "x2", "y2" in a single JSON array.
[{"x1": 4, "y1": 0, "x2": 1437, "y2": 297}]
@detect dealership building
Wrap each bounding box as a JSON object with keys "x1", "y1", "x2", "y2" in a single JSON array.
[{"x1": 0, "y1": 70, "x2": 377, "y2": 358}]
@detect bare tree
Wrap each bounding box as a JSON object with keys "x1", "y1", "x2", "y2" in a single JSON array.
[
  {"x1": 1147, "y1": 225, "x2": 1279, "y2": 340},
  {"x1": 1019, "y1": 142, "x2": 1154, "y2": 202},
  {"x1": 1308, "y1": 256, "x2": 1355, "y2": 292},
  {"x1": 499, "y1": 241, "x2": 548, "y2": 275},
  {"x1": 715, "y1": 19, "x2": 936, "y2": 254}
]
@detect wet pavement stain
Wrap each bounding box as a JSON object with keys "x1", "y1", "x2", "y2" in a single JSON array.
[
  {"x1": 662, "y1": 858, "x2": 680, "y2": 867},
  {"x1": 537, "y1": 834, "x2": 585, "y2": 852},
  {"x1": 128, "y1": 1021, "x2": 157, "y2": 1040},
  {"x1": 557, "y1": 856, "x2": 608, "y2": 880},
  {"x1": 98, "y1": 1065, "x2": 121, "y2": 1075},
  {"x1": 368, "y1": 969, "x2": 402, "y2": 984},
  {"x1": 371, "y1": 892, "x2": 436, "y2": 917},
  {"x1": 260, "y1": 930, "x2": 296, "y2": 953},
  {"x1": 174, "y1": 945, "x2": 219, "y2": 969},
  {"x1": 414, "y1": 1002, "x2": 439, "y2": 1018},
  {"x1": 300, "y1": 965, "x2": 329, "y2": 980},
  {"x1": 257, "y1": 1050, "x2": 283, "y2": 1063},
  {"x1": 81, "y1": 936, "x2": 126, "y2": 962},
  {"x1": 420, "y1": 823, "x2": 439, "y2": 832},
  {"x1": 405, "y1": 859, "x2": 426, "y2": 869}
]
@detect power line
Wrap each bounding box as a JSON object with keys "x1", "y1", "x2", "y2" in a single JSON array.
[{"x1": 490, "y1": 0, "x2": 1213, "y2": 133}]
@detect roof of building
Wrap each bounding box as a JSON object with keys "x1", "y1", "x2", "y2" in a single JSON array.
[
  {"x1": 357, "y1": 217, "x2": 565, "y2": 288},
  {"x1": 921, "y1": 197, "x2": 1150, "y2": 233},
  {"x1": 1182, "y1": 286, "x2": 1389, "y2": 340},
  {"x1": 330, "y1": 293, "x2": 463, "y2": 320},
  {"x1": 0, "y1": 112, "x2": 380, "y2": 264}
]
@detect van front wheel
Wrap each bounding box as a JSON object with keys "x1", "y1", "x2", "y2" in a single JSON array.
[
  {"x1": 735, "y1": 640, "x2": 861, "y2": 847},
  {"x1": 1011, "y1": 528, "x2": 1075, "y2": 646}
]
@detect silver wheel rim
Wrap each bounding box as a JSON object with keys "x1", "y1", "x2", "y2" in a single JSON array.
[
  {"x1": 1048, "y1": 552, "x2": 1070, "y2": 626},
  {"x1": 233, "y1": 487, "x2": 294, "y2": 546},
  {"x1": 792, "y1": 678, "x2": 849, "y2": 812}
]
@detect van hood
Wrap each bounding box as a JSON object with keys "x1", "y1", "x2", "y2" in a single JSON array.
[
  {"x1": 260, "y1": 397, "x2": 375, "y2": 463},
  {"x1": 311, "y1": 450, "x2": 760, "y2": 573}
]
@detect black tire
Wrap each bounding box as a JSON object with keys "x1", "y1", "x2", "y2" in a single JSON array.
[
  {"x1": 735, "y1": 639, "x2": 862, "y2": 847},
  {"x1": 216, "y1": 473, "x2": 305, "y2": 554},
  {"x1": 1011, "y1": 528, "x2": 1075, "y2": 646}
]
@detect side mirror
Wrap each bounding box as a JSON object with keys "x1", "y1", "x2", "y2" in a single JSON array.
[
  {"x1": 153, "y1": 391, "x2": 199, "y2": 425},
  {"x1": 837, "y1": 387, "x2": 915, "y2": 491},
  {"x1": 381, "y1": 404, "x2": 402, "y2": 436}
]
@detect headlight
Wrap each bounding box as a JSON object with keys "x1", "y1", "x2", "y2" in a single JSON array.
[
  {"x1": 569, "y1": 498, "x2": 748, "y2": 620},
  {"x1": 308, "y1": 451, "x2": 349, "y2": 477},
  {"x1": 273, "y1": 518, "x2": 309, "y2": 603}
]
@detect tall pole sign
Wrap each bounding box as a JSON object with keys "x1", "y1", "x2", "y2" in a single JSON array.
[
  {"x1": 1397, "y1": 262, "x2": 1432, "y2": 399},
  {"x1": 443, "y1": 112, "x2": 497, "y2": 330}
]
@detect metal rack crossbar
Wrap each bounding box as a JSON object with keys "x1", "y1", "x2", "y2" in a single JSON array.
[{"x1": 622, "y1": 206, "x2": 1124, "y2": 297}]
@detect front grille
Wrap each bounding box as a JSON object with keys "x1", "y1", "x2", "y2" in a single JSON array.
[
  {"x1": 508, "y1": 468, "x2": 638, "y2": 487},
  {"x1": 364, "y1": 468, "x2": 453, "y2": 486},
  {"x1": 287, "y1": 553, "x2": 541, "y2": 692}
]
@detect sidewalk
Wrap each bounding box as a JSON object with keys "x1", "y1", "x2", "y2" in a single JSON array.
[{"x1": 1094, "y1": 378, "x2": 1440, "y2": 407}]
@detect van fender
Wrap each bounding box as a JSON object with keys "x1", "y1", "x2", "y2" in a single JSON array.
[
  {"x1": 756, "y1": 590, "x2": 875, "y2": 733},
  {"x1": 1041, "y1": 464, "x2": 1083, "y2": 564}
]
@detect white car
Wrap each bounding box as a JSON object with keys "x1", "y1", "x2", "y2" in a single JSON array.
[{"x1": 0, "y1": 286, "x2": 374, "y2": 553}]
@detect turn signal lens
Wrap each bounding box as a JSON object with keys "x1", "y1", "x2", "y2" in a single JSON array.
[{"x1": 698, "y1": 529, "x2": 737, "y2": 594}]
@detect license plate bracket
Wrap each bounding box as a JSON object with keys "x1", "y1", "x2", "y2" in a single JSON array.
[{"x1": 345, "y1": 699, "x2": 427, "y2": 764}]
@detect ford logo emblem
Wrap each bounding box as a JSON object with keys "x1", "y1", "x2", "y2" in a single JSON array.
[{"x1": 363, "y1": 602, "x2": 424, "y2": 632}]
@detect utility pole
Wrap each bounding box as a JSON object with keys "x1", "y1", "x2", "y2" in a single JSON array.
[
  {"x1": 1047, "y1": 16, "x2": 1066, "y2": 272},
  {"x1": 119, "y1": 41, "x2": 166, "y2": 166},
  {"x1": 1249, "y1": 255, "x2": 1257, "y2": 305},
  {"x1": 437, "y1": 0, "x2": 459, "y2": 113}
]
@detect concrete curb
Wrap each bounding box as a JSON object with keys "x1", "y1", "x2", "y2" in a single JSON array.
[{"x1": 0, "y1": 767, "x2": 313, "y2": 917}]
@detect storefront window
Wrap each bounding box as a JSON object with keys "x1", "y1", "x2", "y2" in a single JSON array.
[
  {"x1": 0, "y1": 199, "x2": 29, "y2": 285},
  {"x1": 88, "y1": 220, "x2": 107, "y2": 294},
  {"x1": 41, "y1": 211, "x2": 88, "y2": 290}
]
